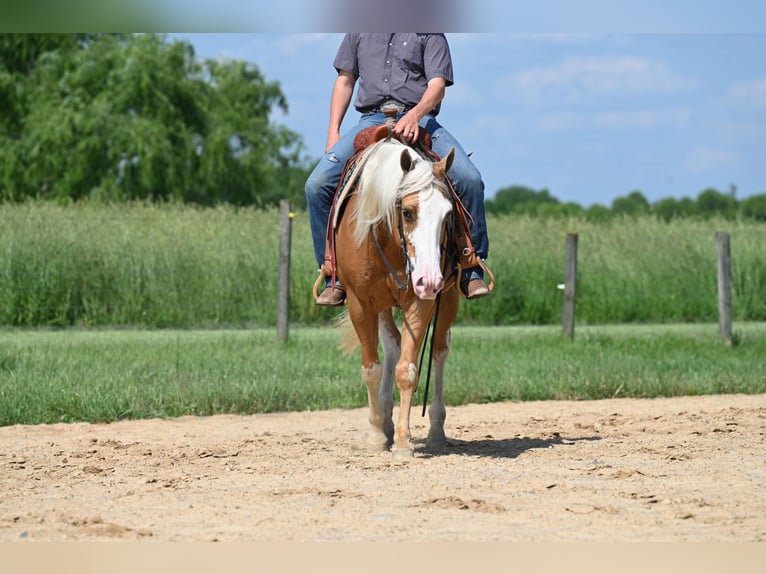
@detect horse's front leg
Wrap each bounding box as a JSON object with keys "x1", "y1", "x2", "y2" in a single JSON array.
[
  {"x1": 378, "y1": 309, "x2": 400, "y2": 447},
  {"x1": 391, "y1": 302, "x2": 433, "y2": 461},
  {"x1": 348, "y1": 301, "x2": 389, "y2": 451},
  {"x1": 362, "y1": 362, "x2": 389, "y2": 451},
  {"x1": 425, "y1": 338, "x2": 449, "y2": 448},
  {"x1": 426, "y1": 290, "x2": 459, "y2": 448}
]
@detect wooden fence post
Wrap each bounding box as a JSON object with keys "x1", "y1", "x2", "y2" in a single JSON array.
[
  {"x1": 562, "y1": 232, "x2": 578, "y2": 339},
  {"x1": 716, "y1": 231, "x2": 733, "y2": 346},
  {"x1": 277, "y1": 199, "x2": 293, "y2": 342}
]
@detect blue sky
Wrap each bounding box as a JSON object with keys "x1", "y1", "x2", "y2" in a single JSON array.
[{"x1": 169, "y1": 31, "x2": 765, "y2": 208}]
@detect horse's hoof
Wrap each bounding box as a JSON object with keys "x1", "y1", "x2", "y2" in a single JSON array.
[
  {"x1": 426, "y1": 430, "x2": 447, "y2": 449},
  {"x1": 369, "y1": 442, "x2": 389, "y2": 452},
  {"x1": 391, "y1": 448, "x2": 414, "y2": 463},
  {"x1": 368, "y1": 436, "x2": 390, "y2": 452}
]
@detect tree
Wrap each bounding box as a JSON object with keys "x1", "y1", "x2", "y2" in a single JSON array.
[
  {"x1": 740, "y1": 193, "x2": 766, "y2": 221},
  {"x1": 611, "y1": 190, "x2": 650, "y2": 216},
  {"x1": 0, "y1": 33, "x2": 311, "y2": 206},
  {"x1": 652, "y1": 196, "x2": 700, "y2": 220},
  {"x1": 696, "y1": 187, "x2": 738, "y2": 218},
  {"x1": 584, "y1": 203, "x2": 612, "y2": 221},
  {"x1": 486, "y1": 185, "x2": 559, "y2": 215}
]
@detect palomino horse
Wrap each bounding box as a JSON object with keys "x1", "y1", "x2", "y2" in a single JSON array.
[{"x1": 330, "y1": 137, "x2": 460, "y2": 461}]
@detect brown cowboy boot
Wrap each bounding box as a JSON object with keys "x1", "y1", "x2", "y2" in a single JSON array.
[
  {"x1": 459, "y1": 252, "x2": 491, "y2": 299},
  {"x1": 461, "y1": 273, "x2": 490, "y2": 300},
  {"x1": 316, "y1": 283, "x2": 346, "y2": 306},
  {"x1": 315, "y1": 250, "x2": 346, "y2": 306},
  {"x1": 454, "y1": 223, "x2": 492, "y2": 300}
]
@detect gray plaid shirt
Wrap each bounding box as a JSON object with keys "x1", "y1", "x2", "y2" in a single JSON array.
[{"x1": 333, "y1": 33, "x2": 454, "y2": 116}]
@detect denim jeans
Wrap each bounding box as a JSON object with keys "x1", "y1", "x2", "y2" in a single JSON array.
[{"x1": 305, "y1": 112, "x2": 489, "y2": 282}]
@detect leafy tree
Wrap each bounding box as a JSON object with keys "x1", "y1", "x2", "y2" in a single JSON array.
[
  {"x1": 676, "y1": 197, "x2": 699, "y2": 218},
  {"x1": 584, "y1": 203, "x2": 612, "y2": 221},
  {"x1": 740, "y1": 193, "x2": 766, "y2": 221},
  {"x1": 611, "y1": 190, "x2": 650, "y2": 216},
  {"x1": 696, "y1": 187, "x2": 738, "y2": 218},
  {"x1": 486, "y1": 185, "x2": 559, "y2": 215},
  {"x1": 652, "y1": 196, "x2": 700, "y2": 221},
  {"x1": 0, "y1": 33, "x2": 312, "y2": 206},
  {"x1": 652, "y1": 197, "x2": 681, "y2": 221}
]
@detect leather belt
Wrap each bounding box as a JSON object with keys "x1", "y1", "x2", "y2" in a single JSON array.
[{"x1": 360, "y1": 98, "x2": 411, "y2": 114}]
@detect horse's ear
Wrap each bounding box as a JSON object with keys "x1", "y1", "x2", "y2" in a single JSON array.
[
  {"x1": 443, "y1": 147, "x2": 456, "y2": 172},
  {"x1": 400, "y1": 149, "x2": 415, "y2": 173}
]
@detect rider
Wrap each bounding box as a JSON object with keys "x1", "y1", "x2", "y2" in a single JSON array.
[{"x1": 305, "y1": 33, "x2": 491, "y2": 306}]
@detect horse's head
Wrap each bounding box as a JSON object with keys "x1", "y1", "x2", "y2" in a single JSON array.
[{"x1": 397, "y1": 147, "x2": 455, "y2": 300}]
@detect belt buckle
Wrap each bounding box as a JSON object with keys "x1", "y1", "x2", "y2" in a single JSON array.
[{"x1": 379, "y1": 99, "x2": 406, "y2": 114}]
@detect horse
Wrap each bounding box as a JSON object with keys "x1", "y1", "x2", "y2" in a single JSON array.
[{"x1": 327, "y1": 136, "x2": 461, "y2": 462}]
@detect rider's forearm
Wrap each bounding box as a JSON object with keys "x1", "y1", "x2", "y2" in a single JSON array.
[
  {"x1": 328, "y1": 71, "x2": 356, "y2": 138},
  {"x1": 410, "y1": 77, "x2": 446, "y2": 121}
]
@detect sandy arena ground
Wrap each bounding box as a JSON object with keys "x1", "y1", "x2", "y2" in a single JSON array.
[{"x1": 1, "y1": 393, "x2": 765, "y2": 542}]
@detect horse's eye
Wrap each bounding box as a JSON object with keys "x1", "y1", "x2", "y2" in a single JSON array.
[{"x1": 402, "y1": 209, "x2": 414, "y2": 222}]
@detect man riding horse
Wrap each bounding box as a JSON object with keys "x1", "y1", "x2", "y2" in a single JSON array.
[{"x1": 305, "y1": 33, "x2": 492, "y2": 306}]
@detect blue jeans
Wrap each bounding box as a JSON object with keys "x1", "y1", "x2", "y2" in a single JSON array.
[{"x1": 305, "y1": 112, "x2": 489, "y2": 281}]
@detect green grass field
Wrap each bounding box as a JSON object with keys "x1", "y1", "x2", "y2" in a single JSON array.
[
  {"x1": 2, "y1": 201, "x2": 766, "y2": 327},
  {"x1": 2, "y1": 202, "x2": 764, "y2": 426},
  {"x1": 1, "y1": 323, "x2": 764, "y2": 426}
]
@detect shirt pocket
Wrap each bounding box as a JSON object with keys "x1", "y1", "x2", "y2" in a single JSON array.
[{"x1": 394, "y1": 37, "x2": 424, "y2": 75}]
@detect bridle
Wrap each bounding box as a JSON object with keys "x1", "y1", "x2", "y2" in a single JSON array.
[
  {"x1": 369, "y1": 183, "x2": 456, "y2": 295},
  {"x1": 369, "y1": 196, "x2": 411, "y2": 292}
]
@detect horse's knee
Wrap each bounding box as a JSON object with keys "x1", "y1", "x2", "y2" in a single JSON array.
[
  {"x1": 361, "y1": 363, "x2": 383, "y2": 386},
  {"x1": 395, "y1": 361, "x2": 418, "y2": 391}
]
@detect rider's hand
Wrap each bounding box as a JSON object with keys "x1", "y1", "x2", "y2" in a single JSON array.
[{"x1": 393, "y1": 111, "x2": 420, "y2": 143}]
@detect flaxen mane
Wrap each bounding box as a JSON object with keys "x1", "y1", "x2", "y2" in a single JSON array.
[{"x1": 350, "y1": 139, "x2": 444, "y2": 246}]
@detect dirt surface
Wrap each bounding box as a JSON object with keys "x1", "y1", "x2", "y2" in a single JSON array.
[{"x1": 1, "y1": 394, "x2": 765, "y2": 542}]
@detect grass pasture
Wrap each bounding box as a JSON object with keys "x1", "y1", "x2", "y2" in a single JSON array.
[
  {"x1": 1, "y1": 202, "x2": 764, "y2": 427},
  {"x1": 1, "y1": 323, "x2": 764, "y2": 426},
  {"x1": 2, "y1": 201, "x2": 766, "y2": 328}
]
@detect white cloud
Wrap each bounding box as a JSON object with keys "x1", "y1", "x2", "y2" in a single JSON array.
[
  {"x1": 682, "y1": 146, "x2": 741, "y2": 174},
  {"x1": 538, "y1": 107, "x2": 692, "y2": 131},
  {"x1": 727, "y1": 78, "x2": 766, "y2": 112},
  {"x1": 506, "y1": 33, "x2": 600, "y2": 45},
  {"x1": 445, "y1": 82, "x2": 484, "y2": 106},
  {"x1": 278, "y1": 33, "x2": 339, "y2": 54},
  {"x1": 447, "y1": 33, "x2": 490, "y2": 45},
  {"x1": 509, "y1": 55, "x2": 693, "y2": 101}
]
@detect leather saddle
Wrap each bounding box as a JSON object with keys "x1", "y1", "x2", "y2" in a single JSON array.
[{"x1": 353, "y1": 124, "x2": 433, "y2": 155}]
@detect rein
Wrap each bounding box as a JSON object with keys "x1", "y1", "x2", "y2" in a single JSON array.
[
  {"x1": 419, "y1": 290, "x2": 442, "y2": 418},
  {"x1": 419, "y1": 221, "x2": 456, "y2": 418}
]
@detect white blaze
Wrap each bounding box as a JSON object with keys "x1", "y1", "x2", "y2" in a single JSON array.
[{"x1": 409, "y1": 187, "x2": 451, "y2": 300}]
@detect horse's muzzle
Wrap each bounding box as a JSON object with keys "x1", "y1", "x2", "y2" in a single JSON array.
[{"x1": 412, "y1": 272, "x2": 444, "y2": 300}]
